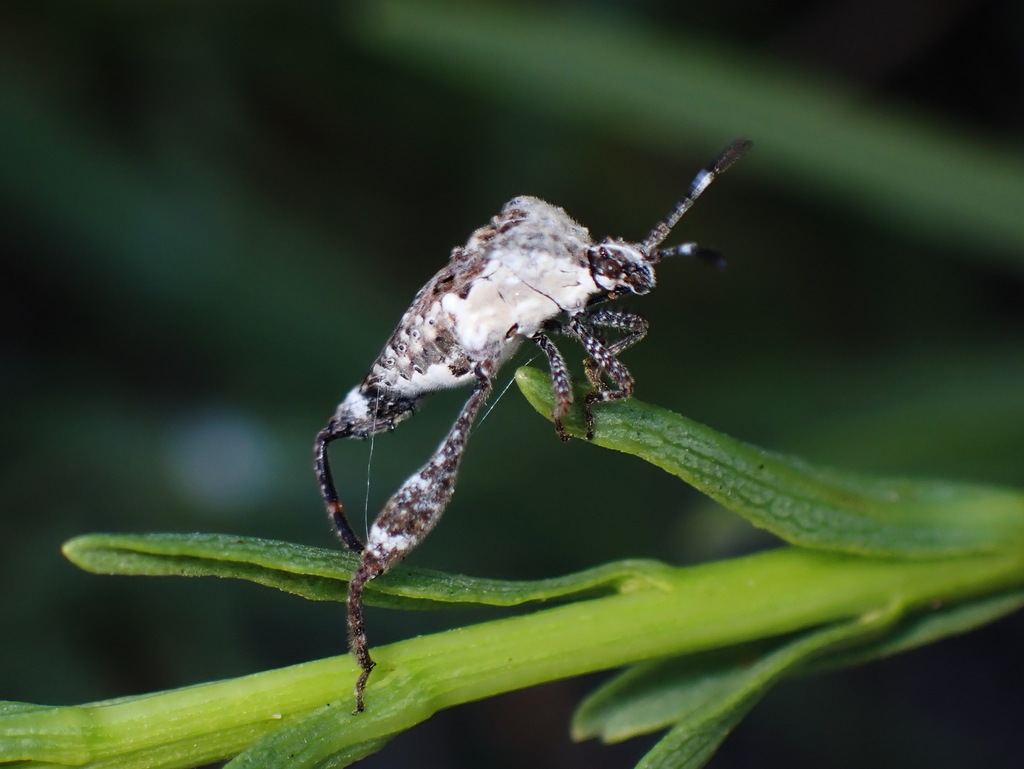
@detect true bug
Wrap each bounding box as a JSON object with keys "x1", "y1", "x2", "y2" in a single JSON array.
[{"x1": 315, "y1": 139, "x2": 751, "y2": 711}]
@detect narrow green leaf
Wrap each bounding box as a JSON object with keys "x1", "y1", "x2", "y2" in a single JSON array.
[
  {"x1": 805, "y1": 588, "x2": 1024, "y2": 675},
  {"x1": 630, "y1": 591, "x2": 1024, "y2": 769},
  {"x1": 574, "y1": 588, "x2": 1024, "y2": 769},
  {"x1": 226, "y1": 704, "x2": 395, "y2": 769},
  {"x1": 516, "y1": 367, "x2": 1024, "y2": 557},
  {"x1": 634, "y1": 705, "x2": 750, "y2": 769},
  {"x1": 62, "y1": 532, "x2": 678, "y2": 609},
  {"x1": 573, "y1": 643, "x2": 782, "y2": 744},
  {"x1": 582, "y1": 608, "x2": 902, "y2": 769},
  {"x1": 62, "y1": 533, "x2": 354, "y2": 603},
  {"x1": 575, "y1": 606, "x2": 901, "y2": 744},
  {"x1": 575, "y1": 589, "x2": 1024, "y2": 745}
]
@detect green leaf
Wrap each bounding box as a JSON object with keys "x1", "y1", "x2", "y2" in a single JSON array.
[
  {"x1": 516, "y1": 367, "x2": 1024, "y2": 557},
  {"x1": 62, "y1": 533, "x2": 355, "y2": 603},
  {"x1": 805, "y1": 587, "x2": 1024, "y2": 675},
  {"x1": 574, "y1": 589, "x2": 1024, "y2": 769},
  {"x1": 62, "y1": 532, "x2": 678, "y2": 610},
  {"x1": 574, "y1": 607, "x2": 902, "y2": 744},
  {"x1": 634, "y1": 703, "x2": 750, "y2": 769},
  {"x1": 226, "y1": 704, "x2": 396, "y2": 769},
  {"x1": 576, "y1": 608, "x2": 903, "y2": 769}
]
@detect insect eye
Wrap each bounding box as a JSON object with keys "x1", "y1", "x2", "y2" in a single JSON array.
[
  {"x1": 596, "y1": 257, "x2": 623, "y2": 280},
  {"x1": 588, "y1": 246, "x2": 625, "y2": 282}
]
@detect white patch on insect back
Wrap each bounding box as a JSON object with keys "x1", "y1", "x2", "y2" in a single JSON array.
[
  {"x1": 487, "y1": 199, "x2": 598, "y2": 311},
  {"x1": 500, "y1": 253, "x2": 598, "y2": 313},
  {"x1": 442, "y1": 269, "x2": 560, "y2": 352}
]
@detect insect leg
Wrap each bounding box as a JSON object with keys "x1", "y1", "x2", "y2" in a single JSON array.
[
  {"x1": 347, "y1": 363, "x2": 494, "y2": 712},
  {"x1": 579, "y1": 308, "x2": 649, "y2": 390},
  {"x1": 314, "y1": 422, "x2": 366, "y2": 554},
  {"x1": 569, "y1": 314, "x2": 636, "y2": 440},
  {"x1": 532, "y1": 332, "x2": 574, "y2": 440}
]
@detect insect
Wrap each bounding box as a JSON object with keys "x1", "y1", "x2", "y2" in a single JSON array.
[{"x1": 315, "y1": 139, "x2": 751, "y2": 711}]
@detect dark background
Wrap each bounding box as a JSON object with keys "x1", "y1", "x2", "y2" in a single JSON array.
[{"x1": 3, "y1": 1, "x2": 1023, "y2": 767}]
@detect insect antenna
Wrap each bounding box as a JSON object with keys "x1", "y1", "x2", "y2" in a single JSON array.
[
  {"x1": 642, "y1": 138, "x2": 752, "y2": 256},
  {"x1": 655, "y1": 242, "x2": 727, "y2": 268}
]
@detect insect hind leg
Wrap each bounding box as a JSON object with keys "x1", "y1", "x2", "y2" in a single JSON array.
[
  {"x1": 347, "y1": 364, "x2": 494, "y2": 711},
  {"x1": 314, "y1": 421, "x2": 366, "y2": 553}
]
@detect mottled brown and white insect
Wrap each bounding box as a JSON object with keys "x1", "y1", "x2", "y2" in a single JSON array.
[{"x1": 315, "y1": 139, "x2": 750, "y2": 711}]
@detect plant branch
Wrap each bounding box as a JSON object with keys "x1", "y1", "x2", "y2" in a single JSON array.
[{"x1": 5, "y1": 546, "x2": 1024, "y2": 767}]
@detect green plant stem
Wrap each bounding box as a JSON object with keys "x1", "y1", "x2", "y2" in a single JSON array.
[{"x1": 7, "y1": 547, "x2": 1024, "y2": 766}]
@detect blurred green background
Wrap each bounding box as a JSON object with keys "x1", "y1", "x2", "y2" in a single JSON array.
[{"x1": 3, "y1": 1, "x2": 1023, "y2": 767}]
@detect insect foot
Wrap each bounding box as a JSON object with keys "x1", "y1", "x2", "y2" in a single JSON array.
[{"x1": 315, "y1": 139, "x2": 750, "y2": 711}]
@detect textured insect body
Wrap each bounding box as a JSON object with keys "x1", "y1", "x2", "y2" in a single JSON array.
[{"x1": 315, "y1": 139, "x2": 751, "y2": 711}]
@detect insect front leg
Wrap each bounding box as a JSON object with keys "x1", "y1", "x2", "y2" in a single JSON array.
[
  {"x1": 568, "y1": 313, "x2": 638, "y2": 440},
  {"x1": 347, "y1": 364, "x2": 494, "y2": 712},
  {"x1": 532, "y1": 331, "x2": 574, "y2": 440},
  {"x1": 579, "y1": 308, "x2": 649, "y2": 390}
]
